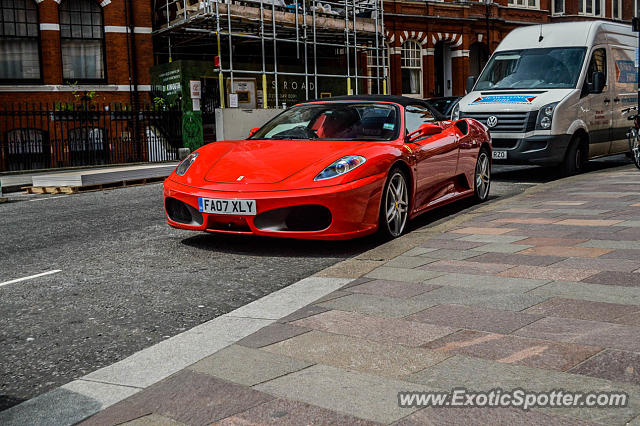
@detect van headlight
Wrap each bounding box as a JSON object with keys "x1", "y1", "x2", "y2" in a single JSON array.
[
  {"x1": 537, "y1": 102, "x2": 558, "y2": 130},
  {"x1": 451, "y1": 103, "x2": 460, "y2": 121}
]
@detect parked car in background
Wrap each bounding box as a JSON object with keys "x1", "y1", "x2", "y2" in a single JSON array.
[{"x1": 424, "y1": 97, "x2": 461, "y2": 121}]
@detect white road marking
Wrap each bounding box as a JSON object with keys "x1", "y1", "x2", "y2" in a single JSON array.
[{"x1": 0, "y1": 269, "x2": 62, "y2": 288}]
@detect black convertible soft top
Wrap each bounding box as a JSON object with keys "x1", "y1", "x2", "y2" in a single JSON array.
[{"x1": 297, "y1": 94, "x2": 430, "y2": 108}]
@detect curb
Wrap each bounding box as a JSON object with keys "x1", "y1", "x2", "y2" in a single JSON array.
[{"x1": 1, "y1": 164, "x2": 635, "y2": 425}]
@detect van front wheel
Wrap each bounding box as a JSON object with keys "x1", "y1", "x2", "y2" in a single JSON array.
[{"x1": 561, "y1": 136, "x2": 587, "y2": 177}]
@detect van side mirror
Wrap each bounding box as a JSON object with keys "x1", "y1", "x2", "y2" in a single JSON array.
[
  {"x1": 591, "y1": 72, "x2": 605, "y2": 94},
  {"x1": 248, "y1": 127, "x2": 260, "y2": 138},
  {"x1": 466, "y1": 76, "x2": 476, "y2": 94},
  {"x1": 408, "y1": 122, "x2": 442, "y2": 143}
]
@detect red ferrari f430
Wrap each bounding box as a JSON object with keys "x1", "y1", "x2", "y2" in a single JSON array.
[{"x1": 163, "y1": 95, "x2": 492, "y2": 240}]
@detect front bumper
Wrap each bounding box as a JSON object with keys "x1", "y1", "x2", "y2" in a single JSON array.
[
  {"x1": 163, "y1": 174, "x2": 386, "y2": 240},
  {"x1": 492, "y1": 134, "x2": 572, "y2": 166}
]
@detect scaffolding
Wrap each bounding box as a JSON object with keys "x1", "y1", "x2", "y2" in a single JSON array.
[{"x1": 152, "y1": 0, "x2": 388, "y2": 108}]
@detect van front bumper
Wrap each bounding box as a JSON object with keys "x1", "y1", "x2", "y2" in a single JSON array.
[{"x1": 491, "y1": 134, "x2": 572, "y2": 166}]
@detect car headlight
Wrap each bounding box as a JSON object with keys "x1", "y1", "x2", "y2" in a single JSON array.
[
  {"x1": 175, "y1": 152, "x2": 198, "y2": 176},
  {"x1": 537, "y1": 102, "x2": 558, "y2": 130},
  {"x1": 451, "y1": 103, "x2": 460, "y2": 121},
  {"x1": 314, "y1": 155, "x2": 366, "y2": 181}
]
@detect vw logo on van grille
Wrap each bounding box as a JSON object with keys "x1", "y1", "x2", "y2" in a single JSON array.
[{"x1": 486, "y1": 116, "x2": 499, "y2": 128}]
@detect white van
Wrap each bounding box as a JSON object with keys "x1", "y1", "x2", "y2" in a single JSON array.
[{"x1": 454, "y1": 21, "x2": 638, "y2": 174}]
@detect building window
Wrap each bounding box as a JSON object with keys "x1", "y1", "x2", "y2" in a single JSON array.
[
  {"x1": 60, "y1": 0, "x2": 105, "y2": 82},
  {"x1": 578, "y1": 0, "x2": 603, "y2": 16},
  {"x1": 553, "y1": 0, "x2": 564, "y2": 14},
  {"x1": 0, "y1": 0, "x2": 40, "y2": 83},
  {"x1": 612, "y1": 0, "x2": 621, "y2": 19},
  {"x1": 367, "y1": 43, "x2": 390, "y2": 95},
  {"x1": 507, "y1": 0, "x2": 539, "y2": 9},
  {"x1": 401, "y1": 40, "x2": 421, "y2": 96}
]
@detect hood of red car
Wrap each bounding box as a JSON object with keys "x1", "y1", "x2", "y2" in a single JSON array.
[{"x1": 202, "y1": 139, "x2": 361, "y2": 184}]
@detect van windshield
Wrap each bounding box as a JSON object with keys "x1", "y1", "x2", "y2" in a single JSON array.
[{"x1": 475, "y1": 47, "x2": 587, "y2": 90}]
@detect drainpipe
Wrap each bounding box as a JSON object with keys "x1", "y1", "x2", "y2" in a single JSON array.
[{"x1": 126, "y1": 0, "x2": 140, "y2": 108}]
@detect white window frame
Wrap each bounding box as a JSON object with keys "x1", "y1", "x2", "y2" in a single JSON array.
[
  {"x1": 578, "y1": 0, "x2": 604, "y2": 17},
  {"x1": 552, "y1": 0, "x2": 564, "y2": 15},
  {"x1": 401, "y1": 40, "x2": 422, "y2": 97},
  {"x1": 611, "y1": 0, "x2": 621, "y2": 19},
  {"x1": 507, "y1": 0, "x2": 540, "y2": 10}
]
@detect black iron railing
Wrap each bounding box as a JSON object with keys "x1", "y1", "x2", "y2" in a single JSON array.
[{"x1": 0, "y1": 103, "x2": 183, "y2": 172}]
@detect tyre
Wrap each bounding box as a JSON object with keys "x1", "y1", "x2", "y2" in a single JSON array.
[
  {"x1": 628, "y1": 130, "x2": 640, "y2": 170},
  {"x1": 561, "y1": 136, "x2": 588, "y2": 176},
  {"x1": 474, "y1": 148, "x2": 491, "y2": 202},
  {"x1": 378, "y1": 167, "x2": 409, "y2": 239}
]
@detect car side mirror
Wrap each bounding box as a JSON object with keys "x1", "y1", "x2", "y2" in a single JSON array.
[
  {"x1": 408, "y1": 122, "x2": 442, "y2": 143},
  {"x1": 248, "y1": 127, "x2": 260, "y2": 138},
  {"x1": 591, "y1": 71, "x2": 605, "y2": 94},
  {"x1": 466, "y1": 76, "x2": 476, "y2": 94}
]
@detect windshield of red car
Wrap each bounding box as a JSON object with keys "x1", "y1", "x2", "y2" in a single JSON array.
[{"x1": 249, "y1": 103, "x2": 399, "y2": 141}]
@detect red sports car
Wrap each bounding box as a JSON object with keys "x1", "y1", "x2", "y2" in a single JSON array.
[{"x1": 163, "y1": 95, "x2": 491, "y2": 240}]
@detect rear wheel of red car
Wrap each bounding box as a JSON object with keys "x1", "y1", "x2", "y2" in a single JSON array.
[
  {"x1": 474, "y1": 149, "x2": 491, "y2": 203},
  {"x1": 379, "y1": 167, "x2": 409, "y2": 239}
]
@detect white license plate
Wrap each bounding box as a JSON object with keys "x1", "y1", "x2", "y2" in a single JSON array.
[
  {"x1": 198, "y1": 198, "x2": 257, "y2": 215},
  {"x1": 492, "y1": 150, "x2": 507, "y2": 160}
]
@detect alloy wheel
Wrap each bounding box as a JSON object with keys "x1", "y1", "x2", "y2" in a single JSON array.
[
  {"x1": 385, "y1": 172, "x2": 409, "y2": 237},
  {"x1": 475, "y1": 151, "x2": 491, "y2": 201}
]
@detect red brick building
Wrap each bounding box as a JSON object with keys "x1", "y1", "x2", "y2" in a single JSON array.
[
  {"x1": 0, "y1": 0, "x2": 153, "y2": 105},
  {"x1": 384, "y1": 0, "x2": 636, "y2": 99}
]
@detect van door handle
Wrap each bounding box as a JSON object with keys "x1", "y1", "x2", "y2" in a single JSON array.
[
  {"x1": 604, "y1": 98, "x2": 611, "y2": 104},
  {"x1": 614, "y1": 98, "x2": 621, "y2": 103}
]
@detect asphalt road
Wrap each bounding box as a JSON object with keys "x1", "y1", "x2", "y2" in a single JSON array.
[{"x1": 0, "y1": 155, "x2": 631, "y2": 412}]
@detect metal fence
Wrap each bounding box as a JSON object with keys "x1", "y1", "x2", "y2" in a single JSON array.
[{"x1": 0, "y1": 103, "x2": 183, "y2": 172}]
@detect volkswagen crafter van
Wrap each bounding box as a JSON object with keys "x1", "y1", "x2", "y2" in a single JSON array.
[{"x1": 453, "y1": 21, "x2": 638, "y2": 174}]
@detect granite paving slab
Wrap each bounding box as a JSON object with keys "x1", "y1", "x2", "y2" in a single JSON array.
[
  {"x1": 419, "y1": 239, "x2": 487, "y2": 250},
  {"x1": 464, "y1": 252, "x2": 566, "y2": 267},
  {"x1": 187, "y1": 344, "x2": 312, "y2": 386},
  {"x1": 81, "y1": 370, "x2": 274, "y2": 426},
  {"x1": 470, "y1": 242, "x2": 533, "y2": 253},
  {"x1": 450, "y1": 227, "x2": 517, "y2": 235},
  {"x1": 514, "y1": 237, "x2": 589, "y2": 247},
  {"x1": 549, "y1": 258, "x2": 640, "y2": 273},
  {"x1": 291, "y1": 309, "x2": 457, "y2": 347},
  {"x1": 422, "y1": 272, "x2": 550, "y2": 292},
  {"x1": 253, "y1": 364, "x2": 425, "y2": 424},
  {"x1": 278, "y1": 305, "x2": 330, "y2": 323},
  {"x1": 262, "y1": 330, "x2": 451, "y2": 378},
  {"x1": 120, "y1": 414, "x2": 185, "y2": 425},
  {"x1": 602, "y1": 249, "x2": 640, "y2": 260},
  {"x1": 514, "y1": 317, "x2": 640, "y2": 352},
  {"x1": 569, "y1": 349, "x2": 640, "y2": 386},
  {"x1": 423, "y1": 329, "x2": 601, "y2": 371},
  {"x1": 348, "y1": 279, "x2": 440, "y2": 298},
  {"x1": 416, "y1": 249, "x2": 485, "y2": 260},
  {"x1": 524, "y1": 298, "x2": 640, "y2": 322},
  {"x1": 384, "y1": 256, "x2": 439, "y2": 269},
  {"x1": 236, "y1": 322, "x2": 311, "y2": 348},
  {"x1": 579, "y1": 240, "x2": 640, "y2": 250},
  {"x1": 529, "y1": 281, "x2": 640, "y2": 306},
  {"x1": 519, "y1": 246, "x2": 614, "y2": 258},
  {"x1": 365, "y1": 266, "x2": 444, "y2": 283},
  {"x1": 420, "y1": 259, "x2": 515, "y2": 275},
  {"x1": 316, "y1": 293, "x2": 435, "y2": 318},
  {"x1": 402, "y1": 247, "x2": 439, "y2": 257},
  {"x1": 499, "y1": 265, "x2": 599, "y2": 282},
  {"x1": 406, "y1": 304, "x2": 543, "y2": 334},
  {"x1": 214, "y1": 398, "x2": 380, "y2": 425},
  {"x1": 456, "y1": 234, "x2": 529, "y2": 244},
  {"x1": 614, "y1": 311, "x2": 640, "y2": 326},
  {"x1": 581, "y1": 271, "x2": 640, "y2": 287},
  {"x1": 410, "y1": 285, "x2": 549, "y2": 312}
]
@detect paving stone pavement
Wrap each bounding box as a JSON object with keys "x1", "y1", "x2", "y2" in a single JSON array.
[{"x1": 5, "y1": 166, "x2": 640, "y2": 425}]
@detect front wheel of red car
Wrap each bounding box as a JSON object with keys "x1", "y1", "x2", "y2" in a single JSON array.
[
  {"x1": 474, "y1": 149, "x2": 491, "y2": 203},
  {"x1": 379, "y1": 167, "x2": 409, "y2": 240}
]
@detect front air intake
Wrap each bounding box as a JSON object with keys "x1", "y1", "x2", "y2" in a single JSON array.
[{"x1": 165, "y1": 197, "x2": 203, "y2": 225}]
